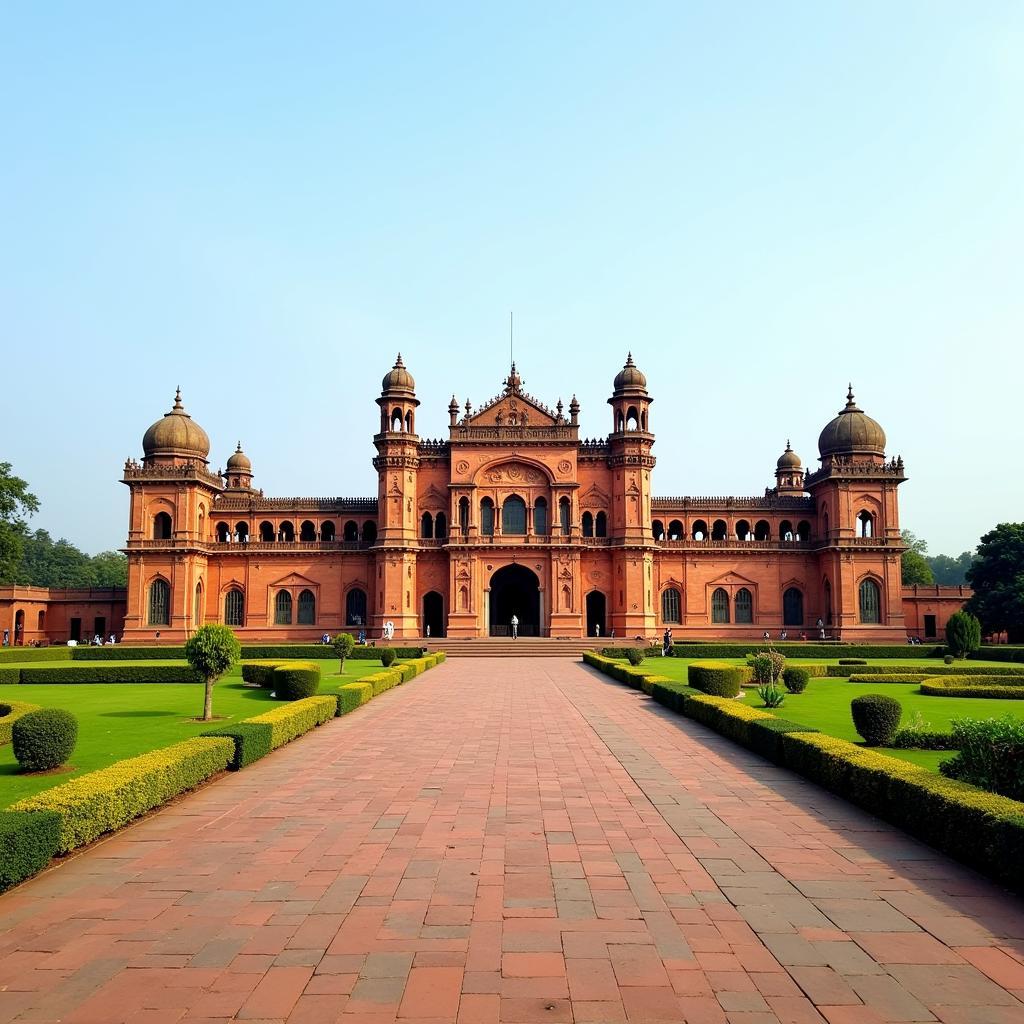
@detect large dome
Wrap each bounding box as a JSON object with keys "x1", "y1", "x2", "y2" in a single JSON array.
[
  {"x1": 613, "y1": 352, "x2": 647, "y2": 391},
  {"x1": 142, "y1": 389, "x2": 211, "y2": 461},
  {"x1": 817, "y1": 386, "x2": 886, "y2": 458},
  {"x1": 382, "y1": 353, "x2": 415, "y2": 393}
]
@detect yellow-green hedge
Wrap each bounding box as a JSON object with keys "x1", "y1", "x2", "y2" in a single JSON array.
[
  {"x1": 0, "y1": 701, "x2": 41, "y2": 745},
  {"x1": 920, "y1": 675, "x2": 1024, "y2": 699},
  {"x1": 337, "y1": 682, "x2": 373, "y2": 715},
  {"x1": 243, "y1": 695, "x2": 336, "y2": 749},
  {"x1": 10, "y1": 737, "x2": 234, "y2": 854}
]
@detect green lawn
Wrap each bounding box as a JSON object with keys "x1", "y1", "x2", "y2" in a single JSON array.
[{"x1": 0, "y1": 657, "x2": 385, "y2": 805}]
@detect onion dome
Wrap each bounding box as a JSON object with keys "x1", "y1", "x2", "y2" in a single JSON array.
[
  {"x1": 817, "y1": 385, "x2": 887, "y2": 458},
  {"x1": 226, "y1": 442, "x2": 251, "y2": 472},
  {"x1": 381, "y1": 352, "x2": 415, "y2": 394},
  {"x1": 777, "y1": 440, "x2": 802, "y2": 470},
  {"x1": 613, "y1": 352, "x2": 647, "y2": 391},
  {"x1": 142, "y1": 388, "x2": 211, "y2": 461}
]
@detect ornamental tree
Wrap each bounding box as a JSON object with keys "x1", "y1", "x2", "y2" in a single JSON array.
[
  {"x1": 945, "y1": 610, "x2": 982, "y2": 659},
  {"x1": 332, "y1": 632, "x2": 355, "y2": 674},
  {"x1": 966, "y1": 523, "x2": 1024, "y2": 644},
  {"x1": 185, "y1": 624, "x2": 242, "y2": 721}
]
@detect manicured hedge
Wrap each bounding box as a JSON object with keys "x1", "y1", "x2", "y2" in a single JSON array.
[
  {"x1": 337, "y1": 682, "x2": 373, "y2": 715},
  {"x1": 891, "y1": 728, "x2": 958, "y2": 750},
  {"x1": 19, "y1": 665, "x2": 203, "y2": 685},
  {"x1": 848, "y1": 673, "x2": 932, "y2": 684},
  {"x1": 243, "y1": 696, "x2": 336, "y2": 750},
  {"x1": 599, "y1": 647, "x2": 661, "y2": 660},
  {"x1": 10, "y1": 737, "x2": 234, "y2": 854},
  {"x1": 71, "y1": 646, "x2": 185, "y2": 661},
  {"x1": 272, "y1": 662, "x2": 321, "y2": 700},
  {"x1": 921, "y1": 677, "x2": 1024, "y2": 700},
  {"x1": 0, "y1": 810, "x2": 62, "y2": 893},
  {"x1": 970, "y1": 646, "x2": 1024, "y2": 664},
  {"x1": 0, "y1": 644, "x2": 430, "y2": 665},
  {"x1": 671, "y1": 643, "x2": 944, "y2": 660},
  {"x1": 827, "y1": 663, "x2": 1024, "y2": 678},
  {"x1": 0, "y1": 667, "x2": 21, "y2": 684},
  {"x1": 0, "y1": 700, "x2": 40, "y2": 745},
  {"x1": 241, "y1": 662, "x2": 282, "y2": 687},
  {"x1": 688, "y1": 661, "x2": 747, "y2": 697},
  {"x1": 202, "y1": 722, "x2": 274, "y2": 770},
  {"x1": 0, "y1": 647, "x2": 73, "y2": 664}
]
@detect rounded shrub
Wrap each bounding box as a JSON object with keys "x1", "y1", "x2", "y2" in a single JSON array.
[
  {"x1": 850, "y1": 694, "x2": 902, "y2": 746},
  {"x1": 380, "y1": 648, "x2": 397, "y2": 668},
  {"x1": 626, "y1": 648, "x2": 645, "y2": 667},
  {"x1": 943, "y1": 654, "x2": 955, "y2": 665},
  {"x1": 782, "y1": 667, "x2": 810, "y2": 694},
  {"x1": 272, "y1": 662, "x2": 321, "y2": 701},
  {"x1": 688, "y1": 661, "x2": 746, "y2": 698},
  {"x1": 839, "y1": 658, "x2": 867, "y2": 666},
  {"x1": 12, "y1": 709, "x2": 78, "y2": 772}
]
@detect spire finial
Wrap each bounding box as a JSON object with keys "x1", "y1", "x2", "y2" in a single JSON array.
[
  {"x1": 786, "y1": 438, "x2": 792, "y2": 451},
  {"x1": 236, "y1": 441, "x2": 243, "y2": 452},
  {"x1": 625, "y1": 351, "x2": 635, "y2": 366},
  {"x1": 173, "y1": 386, "x2": 183, "y2": 410},
  {"x1": 394, "y1": 352, "x2": 404, "y2": 367}
]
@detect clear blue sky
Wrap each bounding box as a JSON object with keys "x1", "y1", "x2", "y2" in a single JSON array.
[{"x1": 2, "y1": 2, "x2": 1021, "y2": 558}]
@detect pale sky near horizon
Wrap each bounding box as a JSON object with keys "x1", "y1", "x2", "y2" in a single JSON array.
[{"x1": 1, "y1": 2, "x2": 1021, "y2": 558}]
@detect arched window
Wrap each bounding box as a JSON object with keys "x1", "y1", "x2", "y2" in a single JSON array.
[
  {"x1": 559, "y1": 496, "x2": 571, "y2": 535},
  {"x1": 279, "y1": 521, "x2": 295, "y2": 542},
  {"x1": 824, "y1": 577, "x2": 833, "y2": 625},
  {"x1": 434, "y1": 512, "x2": 446, "y2": 539},
  {"x1": 362, "y1": 521, "x2": 377, "y2": 543},
  {"x1": 616, "y1": 411, "x2": 625, "y2": 432},
  {"x1": 275, "y1": 590, "x2": 293, "y2": 625},
  {"x1": 668, "y1": 519, "x2": 684, "y2": 540},
  {"x1": 346, "y1": 587, "x2": 367, "y2": 626},
  {"x1": 859, "y1": 578, "x2": 881, "y2": 623},
  {"x1": 216, "y1": 521, "x2": 230, "y2": 543},
  {"x1": 320, "y1": 521, "x2": 335, "y2": 542},
  {"x1": 259, "y1": 521, "x2": 275, "y2": 542},
  {"x1": 502, "y1": 495, "x2": 527, "y2": 535},
  {"x1": 153, "y1": 511, "x2": 172, "y2": 539},
  {"x1": 343, "y1": 520, "x2": 358, "y2": 542},
  {"x1": 595, "y1": 511, "x2": 607, "y2": 537},
  {"x1": 197, "y1": 508, "x2": 204, "y2": 539},
  {"x1": 459, "y1": 497, "x2": 469, "y2": 536},
  {"x1": 857, "y1": 510, "x2": 874, "y2": 538},
  {"x1": 148, "y1": 579, "x2": 170, "y2": 626},
  {"x1": 754, "y1": 520, "x2": 770, "y2": 541},
  {"x1": 780, "y1": 520, "x2": 794, "y2": 541},
  {"x1": 391, "y1": 408, "x2": 403, "y2": 432},
  {"x1": 796, "y1": 520, "x2": 811, "y2": 542},
  {"x1": 298, "y1": 589, "x2": 316, "y2": 625},
  {"x1": 300, "y1": 520, "x2": 316, "y2": 542},
  {"x1": 822, "y1": 506, "x2": 830, "y2": 538},
  {"x1": 480, "y1": 498, "x2": 495, "y2": 536},
  {"x1": 582, "y1": 511, "x2": 594, "y2": 537},
  {"x1": 224, "y1": 588, "x2": 244, "y2": 626},
  {"x1": 652, "y1": 519, "x2": 664, "y2": 541},
  {"x1": 405, "y1": 410, "x2": 413, "y2": 433},
  {"x1": 712, "y1": 519, "x2": 727, "y2": 541},
  {"x1": 711, "y1": 587, "x2": 730, "y2": 623},
  {"x1": 194, "y1": 583, "x2": 203, "y2": 626},
  {"x1": 692, "y1": 519, "x2": 708, "y2": 541},
  {"x1": 783, "y1": 587, "x2": 804, "y2": 626},
  {"x1": 736, "y1": 520, "x2": 750, "y2": 541},
  {"x1": 735, "y1": 587, "x2": 753, "y2": 623},
  {"x1": 662, "y1": 587, "x2": 681, "y2": 624},
  {"x1": 533, "y1": 497, "x2": 548, "y2": 535},
  {"x1": 37, "y1": 609, "x2": 45, "y2": 632},
  {"x1": 236, "y1": 521, "x2": 249, "y2": 542},
  {"x1": 421, "y1": 511, "x2": 434, "y2": 538},
  {"x1": 626, "y1": 406, "x2": 639, "y2": 430}
]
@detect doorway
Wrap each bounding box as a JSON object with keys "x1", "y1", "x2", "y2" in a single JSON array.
[
  {"x1": 423, "y1": 591, "x2": 445, "y2": 638},
  {"x1": 586, "y1": 591, "x2": 606, "y2": 637},
  {"x1": 489, "y1": 565, "x2": 541, "y2": 637}
]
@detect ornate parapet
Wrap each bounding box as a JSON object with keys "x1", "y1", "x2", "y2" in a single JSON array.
[{"x1": 121, "y1": 460, "x2": 223, "y2": 490}]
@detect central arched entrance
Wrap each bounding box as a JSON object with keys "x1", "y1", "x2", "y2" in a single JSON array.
[
  {"x1": 422, "y1": 591, "x2": 445, "y2": 638},
  {"x1": 489, "y1": 564, "x2": 541, "y2": 637},
  {"x1": 585, "y1": 591, "x2": 606, "y2": 637}
]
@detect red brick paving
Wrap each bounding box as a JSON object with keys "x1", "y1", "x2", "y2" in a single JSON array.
[{"x1": 1, "y1": 658, "x2": 1023, "y2": 1023}]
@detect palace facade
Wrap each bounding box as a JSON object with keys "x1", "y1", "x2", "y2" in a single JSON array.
[{"x1": 111, "y1": 356, "x2": 923, "y2": 643}]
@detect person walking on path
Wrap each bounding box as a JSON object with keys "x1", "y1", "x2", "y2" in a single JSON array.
[{"x1": 511, "y1": 613, "x2": 519, "y2": 640}]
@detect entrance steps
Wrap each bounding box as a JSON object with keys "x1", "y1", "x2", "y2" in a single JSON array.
[{"x1": 421, "y1": 637, "x2": 606, "y2": 658}]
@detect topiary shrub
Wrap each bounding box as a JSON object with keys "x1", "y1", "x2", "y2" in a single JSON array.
[
  {"x1": 839, "y1": 658, "x2": 868, "y2": 666},
  {"x1": 241, "y1": 662, "x2": 281, "y2": 688},
  {"x1": 272, "y1": 662, "x2": 321, "y2": 700},
  {"x1": 688, "y1": 661, "x2": 746, "y2": 698},
  {"x1": 782, "y1": 667, "x2": 810, "y2": 693},
  {"x1": 12, "y1": 709, "x2": 78, "y2": 772},
  {"x1": 851, "y1": 694, "x2": 902, "y2": 747},
  {"x1": 626, "y1": 648, "x2": 645, "y2": 666},
  {"x1": 946, "y1": 610, "x2": 982, "y2": 659},
  {"x1": 944, "y1": 654, "x2": 955, "y2": 665},
  {"x1": 380, "y1": 648, "x2": 397, "y2": 668}
]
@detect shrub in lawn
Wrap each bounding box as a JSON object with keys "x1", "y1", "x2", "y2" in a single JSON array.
[
  {"x1": 380, "y1": 648, "x2": 397, "y2": 668},
  {"x1": 946, "y1": 611, "x2": 982, "y2": 659},
  {"x1": 944, "y1": 654, "x2": 955, "y2": 665},
  {"x1": 626, "y1": 648, "x2": 645, "y2": 666},
  {"x1": 940, "y1": 716, "x2": 1024, "y2": 801},
  {"x1": 241, "y1": 662, "x2": 281, "y2": 688},
  {"x1": 12, "y1": 709, "x2": 78, "y2": 772},
  {"x1": 839, "y1": 658, "x2": 867, "y2": 666},
  {"x1": 851, "y1": 694, "x2": 902, "y2": 746},
  {"x1": 920, "y1": 676, "x2": 1024, "y2": 699},
  {"x1": 782, "y1": 667, "x2": 810, "y2": 693},
  {"x1": 332, "y1": 632, "x2": 356, "y2": 673},
  {"x1": 757, "y1": 681, "x2": 786, "y2": 708},
  {"x1": 688, "y1": 661, "x2": 746, "y2": 698},
  {"x1": 185, "y1": 624, "x2": 242, "y2": 721},
  {"x1": 749, "y1": 650, "x2": 785, "y2": 686},
  {"x1": 272, "y1": 662, "x2": 321, "y2": 700}
]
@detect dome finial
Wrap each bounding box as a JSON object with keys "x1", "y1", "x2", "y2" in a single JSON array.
[
  {"x1": 845, "y1": 383, "x2": 857, "y2": 409},
  {"x1": 236, "y1": 441, "x2": 243, "y2": 452},
  {"x1": 395, "y1": 352, "x2": 404, "y2": 367},
  {"x1": 625, "y1": 351, "x2": 635, "y2": 366},
  {"x1": 173, "y1": 386, "x2": 183, "y2": 411}
]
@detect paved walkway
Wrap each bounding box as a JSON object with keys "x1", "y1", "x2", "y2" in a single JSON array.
[{"x1": 2, "y1": 660, "x2": 1023, "y2": 1024}]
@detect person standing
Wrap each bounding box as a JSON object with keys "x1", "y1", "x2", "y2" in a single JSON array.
[{"x1": 511, "y1": 614, "x2": 519, "y2": 640}]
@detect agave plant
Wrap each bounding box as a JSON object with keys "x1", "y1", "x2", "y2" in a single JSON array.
[{"x1": 757, "y1": 680, "x2": 786, "y2": 708}]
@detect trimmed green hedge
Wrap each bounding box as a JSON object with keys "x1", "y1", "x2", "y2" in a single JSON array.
[
  {"x1": 19, "y1": 665, "x2": 203, "y2": 685},
  {"x1": 70, "y1": 646, "x2": 184, "y2": 661},
  {"x1": 272, "y1": 662, "x2": 321, "y2": 700},
  {"x1": 599, "y1": 647, "x2": 661, "y2": 660},
  {"x1": 827, "y1": 663, "x2": 1024, "y2": 678},
  {"x1": 921, "y1": 677, "x2": 1024, "y2": 700},
  {"x1": 337, "y1": 682, "x2": 373, "y2": 715},
  {"x1": 0, "y1": 667, "x2": 21, "y2": 684},
  {"x1": 970, "y1": 647, "x2": 1024, "y2": 664},
  {"x1": 241, "y1": 661, "x2": 282, "y2": 687},
  {"x1": 848, "y1": 673, "x2": 931, "y2": 684},
  {"x1": 243, "y1": 696, "x2": 336, "y2": 750},
  {"x1": 670, "y1": 643, "x2": 944, "y2": 660},
  {"x1": 0, "y1": 644, "x2": 430, "y2": 665},
  {"x1": 891, "y1": 728, "x2": 957, "y2": 750},
  {"x1": 688, "y1": 661, "x2": 747, "y2": 697},
  {"x1": 10, "y1": 737, "x2": 234, "y2": 854},
  {"x1": 202, "y1": 722, "x2": 274, "y2": 770},
  {"x1": 0, "y1": 700, "x2": 41, "y2": 745},
  {"x1": 0, "y1": 647, "x2": 73, "y2": 664},
  {"x1": 0, "y1": 810, "x2": 62, "y2": 893}
]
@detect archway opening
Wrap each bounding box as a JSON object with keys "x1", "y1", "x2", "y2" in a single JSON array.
[
  {"x1": 586, "y1": 591, "x2": 606, "y2": 637},
  {"x1": 489, "y1": 564, "x2": 541, "y2": 637},
  {"x1": 423, "y1": 591, "x2": 444, "y2": 637}
]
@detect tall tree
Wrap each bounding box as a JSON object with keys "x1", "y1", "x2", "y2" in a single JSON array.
[
  {"x1": 0, "y1": 463, "x2": 39, "y2": 583},
  {"x1": 966, "y1": 523, "x2": 1024, "y2": 643},
  {"x1": 900, "y1": 529, "x2": 934, "y2": 586},
  {"x1": 927, "y1": 550, "x2": 976, "y2": 586}
]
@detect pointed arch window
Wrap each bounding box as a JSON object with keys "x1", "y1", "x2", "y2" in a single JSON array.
[
  {"x1": 661, "y1": 587, "x2": 681, "y2": 624},
  {"x1": 533, "y1": 497, "x2": 548, "y2": 535},
  {"x1": 148, "y1": 579, "x2": 170, "y2": 626},
  {"x1": 435, "y1": 511, "x2": 446, "y2": 539},
  {"x1": 711, "y1": 587, "x2": 730, "y2": 623},
  {"x1": 735, "y1": 587, "x2": 753, "y2": 623},
  {"x1": 346, "y1": 588, "x2": 367, "y2": 626},
  {"x1": 652, "y1": 519, "x2": 664, "y2": 541},
  {"x1": 859, "y1": 578, "x2": 881, "y2": 623},
  {"x1": 559, "y1": 497, "x2": 571, "y2": 536},
  {"x1": 582, "y1": 511, "x2": 594, "y2": 537},
  {"x1": 275, "y1": 590, "x2": 293, "y2": 625},
  {"x1": 194, "y1": 582, "x2": 204, "y2": 626},
  {"x1": 216, "y1": 521, "x2": 230, "y2": 543},
  {"x1": 595, "y1": 511, "x2": 607, "y2": 537},
  {"x1": 480, "y1": 498, "x2": 495, "y2": 536},
  {"x1": 297, "y1": 589, "x2": 316, "y2": 625},
  {"x1": 224, "y1": 588, "x2": 244, "y2": 626},
  {"x1": 783, "y1": 587, "x2": 804, "y2": 626},
  {"x1": 459, "y1": 497, "x2": 470, "y2": 537},
  {"x1": 421, "y1": 511, "x2": 434, "y2": 538}
]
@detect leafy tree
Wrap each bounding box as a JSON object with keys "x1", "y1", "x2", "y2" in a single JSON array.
[
  {"x1": 927, "y1": 551, "x2": 976, "y2": 586},
  {"x1": 89, "y1": 550, "x2": 128, "y2": 587},
  {"x1": 966, "y1": 523, "x2": 1024, "y2": 644},
  {"x1": 12, "y1": 529, "x2": 127, "y2": 587},
  {"x1": 945, "y1": 610, "x2": 982, "y2": 658},
  {"x1": 332, "y1": 631, "x2": 355, "y2": 674},
  {"x1": 901, "y1": 529, "x2": 935, "y2": 586},
  {"x1": 184, "y1": 624, "x2": 242, "y2": 721},
  {"x1": 0, "y1": 463, "x2": 39, "y2": 583}
]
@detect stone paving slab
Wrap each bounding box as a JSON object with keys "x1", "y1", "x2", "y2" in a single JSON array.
[{"x1": 1, "y1": 658, "x2": 1023, "y2": 1023}]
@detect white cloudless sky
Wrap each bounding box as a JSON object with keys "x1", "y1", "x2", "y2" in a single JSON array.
[{"x1": 1, "y1": 2, "x2": 1021, "y2": 557}]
